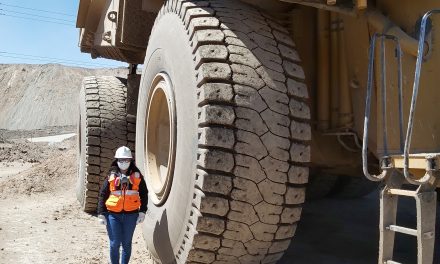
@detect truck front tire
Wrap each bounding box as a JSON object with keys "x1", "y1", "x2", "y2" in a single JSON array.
[{"x1": 136, "y1": 1, "x2": 311, "y2": 263}]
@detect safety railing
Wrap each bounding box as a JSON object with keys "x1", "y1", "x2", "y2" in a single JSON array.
[
  {"x1": 403, "y1": 9, "x2": 440, "y2": 185},
  {"x1": 362, "y1": 33, "x2": 403, "y2": 181}
]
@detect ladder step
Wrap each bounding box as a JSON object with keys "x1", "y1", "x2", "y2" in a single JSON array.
[
  {"x1": 385, "y1": 261, "x2": 402, "y2": 264},
  {"x1": 387, "y1": 189, "x2": 417, "y2": 197},
  {"x1": 387, "y1": 225, "x2": 417, "y2": 236}
]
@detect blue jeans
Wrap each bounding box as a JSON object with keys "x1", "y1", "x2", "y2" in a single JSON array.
[{"x1": 105, "y1": 213, "x2": 138, "y2": 264}]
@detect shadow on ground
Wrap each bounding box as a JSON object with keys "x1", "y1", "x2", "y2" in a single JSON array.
[{"x1": 281, "y1": 190, "x2": 440, "y2": 264}]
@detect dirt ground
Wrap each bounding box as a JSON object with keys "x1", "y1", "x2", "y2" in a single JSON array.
[
  {"x1": 0, "y1": 129, "x2": 439, "y2": 264},
  {"x1": 0, "y1": 131, "x2": 152, "y2": 264}
]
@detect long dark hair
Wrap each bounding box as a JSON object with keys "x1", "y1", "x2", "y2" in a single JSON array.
[{"x1": 108, "y1": 159, "x2": 142, "y2": 177}]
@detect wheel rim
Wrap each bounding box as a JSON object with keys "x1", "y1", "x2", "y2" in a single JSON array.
[{"x1": 145, "y1": 73, "x2": 176, "y2": 205}]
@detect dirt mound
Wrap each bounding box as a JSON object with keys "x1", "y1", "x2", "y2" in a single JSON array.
[
  {"x1": 0, "y1": 139, "x2": 77, "y2": 198},
  {"x1": 0, "y1": 130, "x2": 76, "y2": 161},
  {"x1": 0, "y1": 64, "x2": 127, "y2": 130},
  {"x1": 1, "y1": 140, "x2": 53, "y2": 163}
]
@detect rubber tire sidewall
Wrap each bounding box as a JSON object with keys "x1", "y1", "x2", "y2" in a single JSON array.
[
  {"x1": 136, "y1": 14, "x2": 199, "y2": 262},
  {"x1": 76, "y1": 87, "x2": 87, "y2": 208}
]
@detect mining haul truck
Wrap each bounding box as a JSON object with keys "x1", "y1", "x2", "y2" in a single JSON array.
[{"x1": 75, "y1": 0, "x2": 439, "y2": 263}]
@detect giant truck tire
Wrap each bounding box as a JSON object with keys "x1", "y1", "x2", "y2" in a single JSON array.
[
  {"x1": 76, "y1": 76, "x2": 135, "y2": 213},
  {"x1": 136, "y1": 1, "x2": 311, "y2": 263}
]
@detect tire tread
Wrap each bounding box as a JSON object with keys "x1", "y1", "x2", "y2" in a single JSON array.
[
  {"x1": 77, "y1": 76, "x2": 135, "y2": 213},
  {"x1": 150, "y1": 1, "x2": 310, "y2": 263}
]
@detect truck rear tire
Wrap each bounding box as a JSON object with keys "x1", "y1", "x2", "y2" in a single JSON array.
[
  {"x1": 76, "y1": 76, "x2": 135, "y2": 213},
  {"x1": 136, "y1": 1, "x2": 311, "y2": 263}
]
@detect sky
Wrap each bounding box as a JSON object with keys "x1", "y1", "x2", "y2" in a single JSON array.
[{"x1": 0, "y1": 0, "x2": 126, "y2": 68}]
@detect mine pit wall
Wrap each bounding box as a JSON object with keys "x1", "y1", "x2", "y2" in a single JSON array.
[{"x1": 77, "y1": 0, "x2": 440, "y2": 177}]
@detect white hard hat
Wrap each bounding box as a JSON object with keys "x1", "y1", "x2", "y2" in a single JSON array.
[{"x1": 114, "y1": 146, "x2": 133, "y2": 159}]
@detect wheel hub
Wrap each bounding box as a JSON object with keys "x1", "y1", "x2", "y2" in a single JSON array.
[{"x1": 145, "y1": 73, "x2": 176, "y2": 205}]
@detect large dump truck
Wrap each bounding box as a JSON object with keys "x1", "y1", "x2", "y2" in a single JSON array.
[{"x1": 75, "y1": 0, "x2": 439, "y2": 263}]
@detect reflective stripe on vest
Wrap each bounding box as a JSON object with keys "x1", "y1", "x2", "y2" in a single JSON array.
[{"x1": 110, "y1": 190, "x2": 139, "y2": 196}]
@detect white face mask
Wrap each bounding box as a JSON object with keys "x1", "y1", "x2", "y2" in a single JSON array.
[{"x1": 117, "y1": 161, "x2": 130, "y2": 171}]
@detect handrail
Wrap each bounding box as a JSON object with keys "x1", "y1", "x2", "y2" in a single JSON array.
[
  {"x1": 366, "y1": 10, "x2": 421, "y2": 57},
  {"x1": 363, "y1": 33, "x2": 403, "y2": 181},
  {"x1": 403, "y1": 10, "x2": 440, "y2": 185}
]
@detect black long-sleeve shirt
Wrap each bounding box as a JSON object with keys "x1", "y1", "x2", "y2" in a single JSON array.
[{"x1": 97, "y1": 168, "x2": 148, "y2": 215}]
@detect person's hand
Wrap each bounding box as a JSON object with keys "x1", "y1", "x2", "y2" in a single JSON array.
[
  {"x1": 98, "y1": 215, "x2": 107, "y2": 226},
  {"x1": 137, "y1": 212, "x2": 145, "y2": 224}
]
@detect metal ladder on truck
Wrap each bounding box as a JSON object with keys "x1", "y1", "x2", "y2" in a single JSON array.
[{"x1": 362, "y1": 10, "x2": 440, "y2": 264}]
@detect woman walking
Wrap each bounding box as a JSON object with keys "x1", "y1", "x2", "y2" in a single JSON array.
[{"x1": 97, "y1": 146, "x2": 148, "y2": 264}]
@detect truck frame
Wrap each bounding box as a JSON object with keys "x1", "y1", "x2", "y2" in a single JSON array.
[{"x1": 75, "y1": 0, "x2": 440, "y2": 263}]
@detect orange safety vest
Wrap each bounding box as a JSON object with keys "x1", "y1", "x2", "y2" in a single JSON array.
[{"x1": 105, "y1": 171, "x2": 141, "y2": 212}]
